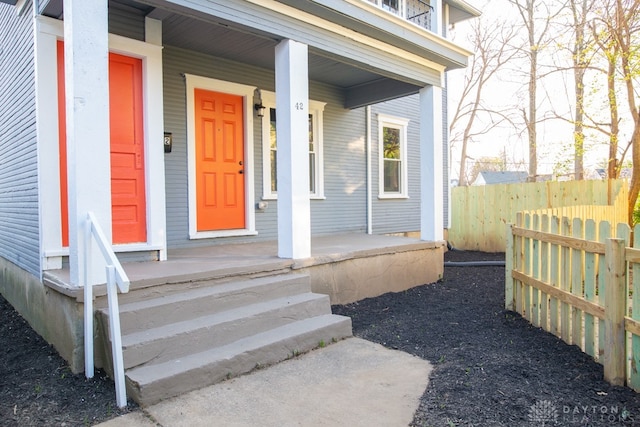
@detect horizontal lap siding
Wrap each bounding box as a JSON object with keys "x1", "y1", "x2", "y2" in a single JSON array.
[
  {"x1": 312, "y1": 84, "x2": 366, "y2": 236},
  {"x1": 108, "y1": 5, "x2": 145, "y2": 41},
  {"x1": 162, "y1": 45, "x2": 368, "y2": 247},
  {"x1": 0, "y1": 3, "x2": 39, "y2": 275},
  {"x1": 371, "y1": 96, "x2": 421, "y2": 234}
]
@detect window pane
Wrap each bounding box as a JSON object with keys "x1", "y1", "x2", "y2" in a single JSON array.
[
  {"x1": 382, "y1": 0, "x2": 400, "y2": 13},
  {"x1": 309, "y1": 153, "x2": 316, "y2": 193},
  {"x1": 308, "y1": 114, "x2": 314, "y2": 152},
  {"x1": 383, "y1": 127, "x2": 400, "y2": 159},
  {"x1": 270, "y1": 108, "x2": 277, "y2": 150},
  {"x1": 270, "y1": 150, "x2": 277, "y2": 192},
  {"x1": 384, "y1": 160, "x2": 400, "y2": 192},
  {"x1": 267, "y1": 107, "x2": 320, "y2": 195}
]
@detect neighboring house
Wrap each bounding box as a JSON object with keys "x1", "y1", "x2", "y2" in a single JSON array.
[
  {"x1": 473, "y1": 171, "x2": 529, "y2": 186},
  {"x1": 0, "y1": 0, "x2": 479, "y2": 405},
  {"x1": 593, "y1": 168, "x2": 633, "y2": 180}
]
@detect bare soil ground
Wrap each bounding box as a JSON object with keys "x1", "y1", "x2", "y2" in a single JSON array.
[{"x1": 2, "y1": 250, "x2": 640, "y2": 426}]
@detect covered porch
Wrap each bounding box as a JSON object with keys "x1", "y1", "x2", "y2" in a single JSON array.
[
  {"x1": 45, "y1": 233, "x2": 445, "y2": 305},
  {"x1": 34, "y1": 0, "x2": 471, "y2": 287},
  {"x1": 24, "y1": 0, "x2": 464, "y2": 402}
]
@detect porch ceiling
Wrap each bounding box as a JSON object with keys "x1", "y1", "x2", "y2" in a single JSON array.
[
  {"x1": 153, "y1": 9, "x2": 384, "y2": 90},
  {"x1": 40, "y1": 0, "x2": 438, "y2": 108}
]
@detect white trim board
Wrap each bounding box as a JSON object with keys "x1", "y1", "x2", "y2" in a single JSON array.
[
  {"x1": 35, "y1": 16, "x2": 167, "y2": 269},
  {"x1": 184, "y1": 74, "x2": 257, "y2": 240}
]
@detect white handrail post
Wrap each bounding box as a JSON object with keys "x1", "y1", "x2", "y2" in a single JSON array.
[
  {"x1": 83, "y1": 211, "x2": 129, "y2": 407},
  {"x1": 107, "y1": 265, "x2": 127, "y2": 408},
  {"x1": 84, "y1": 216, "x2": 94, "y2": 379}
]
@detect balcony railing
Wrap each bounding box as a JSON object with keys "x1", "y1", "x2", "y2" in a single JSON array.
[{"x1": 367, "y1": 0, "x2": 433, "y2": 31}]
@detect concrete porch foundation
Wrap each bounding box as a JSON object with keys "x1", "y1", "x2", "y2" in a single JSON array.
[{"x1": 2, "y1": 233, "x2": 444, "y2": 374}]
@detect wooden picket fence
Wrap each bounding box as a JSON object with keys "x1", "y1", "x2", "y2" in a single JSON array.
[
  {"x1": 450, "y1": 179, "x2": 628, "y2": 252},
  {"x1": 506, "y1": 213, "x2": 640, "y2": 390}
]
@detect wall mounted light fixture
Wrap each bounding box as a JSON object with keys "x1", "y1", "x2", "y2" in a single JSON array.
[{"x1": 255, "y1": 103, "x2": 266, "y2": 117}]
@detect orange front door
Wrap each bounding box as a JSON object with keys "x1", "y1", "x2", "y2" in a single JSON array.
[
  {"x1": 194, "y1": 89, "x2": 246, "y2": 231},
  {"x1": 108, "y1": 53, "x2": 147, "y2": 243},
  {"x1": 57, "y1": 43, "x2": 147, "y2": 245}
]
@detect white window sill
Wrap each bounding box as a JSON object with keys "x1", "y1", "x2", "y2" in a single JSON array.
[
  {"x1": 261, "y1": 195, "x2": 326, "y2": 201},
  {"x1": 378, "y1": 194, "x2": 409, "y2": 200}
]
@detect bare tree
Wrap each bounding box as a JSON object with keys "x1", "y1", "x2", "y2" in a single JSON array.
[
  {"x1": 508, "y1": 0, "x2": 567, "y2": 181},
  {"x1": 569, "y1": 0, "x2": 592, "y2": 180},
  {"x1": 590, "y1": 9, "x2": 623, "y2": 179},
  {"x1": 544, "y1": 0, "x2": 596, "y2": 180},
  {"x1": 591, "y1": 0, "x2": 640, "y2": 222},
  {"x1": 449, "y1": 13, "x2": 517, "y2": 186}
]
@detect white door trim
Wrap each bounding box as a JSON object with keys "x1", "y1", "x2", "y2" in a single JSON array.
[
  {"x1": 35, "y1": 16, "x2": 167, "y2": 269},
  {"x1": 185, "y1": 74, "x2": 257, "y2": 239}
]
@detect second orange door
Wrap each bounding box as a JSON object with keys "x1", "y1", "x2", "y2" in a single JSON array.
[{"x1": 194, "y1": 89, "x2": 246, "y2": 231}]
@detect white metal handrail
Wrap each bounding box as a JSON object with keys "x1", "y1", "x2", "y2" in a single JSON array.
[{"x1": 84, "y1": 211, "x2": 129, "y2": 408}]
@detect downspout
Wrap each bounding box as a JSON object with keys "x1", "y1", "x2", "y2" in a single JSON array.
[{"x1": 366, "y1": 105, "x2": 372, "y2": 234}]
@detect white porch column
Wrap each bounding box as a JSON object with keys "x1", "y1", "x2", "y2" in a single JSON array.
[
  {"x1": 420, "y1": 85, "x2": 444, "y2": 242},
  {"x1": 275, "y1": 39, "x2": 311, "y2": 259},
  {"x1": 63, "y1": 0, "x2": 112, "y2": 286},
  {"x1": 431, "y1": 0, "x2": 443, "y2": 36}
]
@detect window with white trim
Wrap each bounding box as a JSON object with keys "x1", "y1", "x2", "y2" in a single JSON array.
[
  {"x1": 367, "y1": 0, "x2": 406, "y2": 18},
  {"x1": 261, "y1": 92, "x2": 326, "y2": 199},
  {"x1": 378, "y1": 114, "x2": 409, "y2": 198}
]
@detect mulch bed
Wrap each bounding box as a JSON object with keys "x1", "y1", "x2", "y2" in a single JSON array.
[
  {"x1": 333, "y1": 250, "x2": 640, "y2": 426},
  {"x1": 0, "y1": 296, "x2": 136, "y2": 426},
  {"x1": 2, "y1": 250, "x2": 640, "y2": 426}
]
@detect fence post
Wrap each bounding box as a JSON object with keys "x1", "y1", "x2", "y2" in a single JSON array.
[
  {"x1": 505, "y1": 223, "x2": 514, "y2": 311},
  {"x1": 604, "y1": 238, "x2": 626, "y2": 386}
]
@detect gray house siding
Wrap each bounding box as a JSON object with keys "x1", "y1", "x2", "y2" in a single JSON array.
[
  {"x1": 442, "y1": 80, "x2": 449, "y2": 229},
  {"x1": 108, "y1": 3, "x2": 146, "y2": 41},
  {"x1": 311, "y1": 84, "x2": 367, "y2": 236},
  {"x1": 370, "y1": 96, "x2": 422, "y2": 234},
  {"x1": 163, "y1": 45, "x2": 276, "y2": 247},
  {"x1": 0, "y1": 3, "x2": 40, "y2": 276},
  {"x1": 162, "y1": 45, "x2": 369, "y2": 248}
]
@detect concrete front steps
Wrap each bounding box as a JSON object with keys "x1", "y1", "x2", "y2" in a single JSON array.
[{"x1": 96, "y1": 273, "x2": 352, "y2": 406}]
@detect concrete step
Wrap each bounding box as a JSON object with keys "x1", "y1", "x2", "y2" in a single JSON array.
[
  {"x1": 125, "y1": 314, "x2": 353, "y2": 407},
  {"x1": 121, "y1": 292, "x2": 332, "y2": 369},
  {"x1": 96, "y1": 272, "x2": 353, "y2": 407},
  {"x1": 100, "y1": 273, "x2": 311, "y2": 334}
]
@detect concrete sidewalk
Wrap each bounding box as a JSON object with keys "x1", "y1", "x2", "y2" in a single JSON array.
[{"x1": 96, "y1": 338, "x2": 432, "y2": 427}]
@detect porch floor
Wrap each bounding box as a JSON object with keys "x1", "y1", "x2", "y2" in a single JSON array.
[{"x1": 45, "y1": 233, "x2": 442, "y2": 297}]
